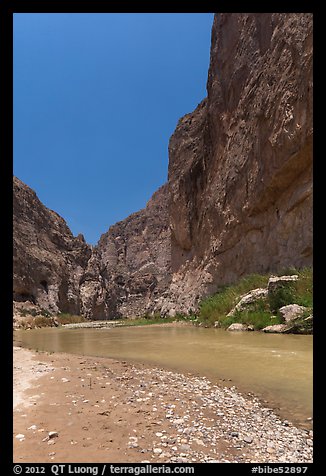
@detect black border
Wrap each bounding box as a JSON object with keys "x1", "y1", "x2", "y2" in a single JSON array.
[
  {"x1": 0, "y1": 0, "x2": 316, "y2": 14},
  {"x1": 1, "y1": 1, "x2": 319, "y2": 473},
  {"x1": 0, "y1": 0, "x2": 14, "y2": 472}
]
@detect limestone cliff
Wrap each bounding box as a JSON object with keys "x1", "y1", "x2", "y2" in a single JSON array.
[
  {"x1": 13, "y1": 178, "x2": 170, "y2": 319},
  {"x1": 13, "y1": 176, "x2": 91, "y2": 314},
  {"x1": 163, "y1": 13, "x2": 313, "y2": 314},
  {"x1": 79, "y1": 184, "x2": 171, "y2": 319},
  {"x1": 13, "y1": 13, "x2": 313, "y2": 320}
]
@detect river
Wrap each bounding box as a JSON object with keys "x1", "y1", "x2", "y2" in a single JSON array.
[{"x1": 14, "y1": 325, "x2": 313, "y2": 427}]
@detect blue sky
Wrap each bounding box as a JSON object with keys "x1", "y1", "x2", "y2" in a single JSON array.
[{"x1": 14, "y1": 13, "x2": 214, "y2": 244}]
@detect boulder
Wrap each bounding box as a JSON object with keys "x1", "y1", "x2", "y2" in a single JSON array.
[
  {"x1": 262, "y1": 324, "x2": 290, "y2": 333},
  {"x1": 279, "y1": 304, "x2": 307, "y2": 322},
  {"x1": 287, "y1": 314, "x2": 313, "y2": 334},
  {"x1": 227, "y1": 288, "x2": 268, "y2": 316},
  {"x1": 167, "y1": 309, "x2": 177, "y2": 318},
  {"x1": 227, "y1": 323, "x2": 249, "y2": 332},
  {"x1": 267, "y1": 275, "x2": 298, "y2": 293}
]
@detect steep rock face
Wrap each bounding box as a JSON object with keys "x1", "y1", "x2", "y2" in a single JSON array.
[
  {"x1": 13, "y1": 13, "x2": 313, "y2": 320},
  {"x1": 80, "y1": 184, "x2": 171, "y2": 319},
  {"x1": 165, "y1": 13, "x2": 313, "y2": 313},
  {"x1": 13, "y1": 178, "x2": 170, "y2": 319},
  {"x1": 13, "y1": 176, "x2": 92, "y2": 314}
]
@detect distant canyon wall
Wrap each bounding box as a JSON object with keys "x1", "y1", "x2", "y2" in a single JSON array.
[
  {"x1": 13, "y1": 13, "x2": 312, "y2": 319},
  {"x1": 13, "y1": 176, "x2": 92, "y2": 315},
  {"x1": 13, "y1": 178, "x2": 170, "y2": 318},
  {"x1": 79, "y1": 184, "x2": 171, "y2": 319}
]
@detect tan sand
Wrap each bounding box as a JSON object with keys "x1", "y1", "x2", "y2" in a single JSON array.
[{"x1": 13, "y1": 346, "x2": 312, "y2": 464}]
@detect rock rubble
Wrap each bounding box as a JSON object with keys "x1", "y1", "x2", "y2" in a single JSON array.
[{"x1": 13, "y1": 349, "x2": 313, "y2": 463}]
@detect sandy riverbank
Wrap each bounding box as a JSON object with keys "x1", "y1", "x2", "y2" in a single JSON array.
[{"x1": 13, "y1": 346, "x2": 313, "y2": 463}]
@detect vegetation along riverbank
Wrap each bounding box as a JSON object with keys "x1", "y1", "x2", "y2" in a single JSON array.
[{"x1": 14, "y1": 268, "x2": 312, "y2": 334}]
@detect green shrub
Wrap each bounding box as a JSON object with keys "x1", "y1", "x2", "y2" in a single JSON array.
[
  {"x1": 288, "y1": 316, "x2": 313, "y2": 334},
  {"x1": 117, "y1": 313, "x2": 196, "y2": 327},
  {"x1": 40, "y1": 308, "x2": 52, "y2": 317},
  {"x1": 56, "y1": 313, "x2": 87, "y2": 325},
  {"x1": 199, "y1": 273, "x2": 270, "y2": 326},
  {"x1": 33, "y1": 316, "x2": 53, "y2": 327},
  {"x1": 120, "y1": 316, "x2": 175, "y2": 327},
  {"x1": 19, "y1": 308, "x2": 38, "y2": 317},
  {"x1": 19, "y1": 317, "x2": 34, "y2": 329},
  {"x1": 214, "y1": 297, "x2": 270, "y2": 329},
  {"x1": 18, "y1": 307, "x2": 52, "y2": 318},
  {"x1": 235, "y1": 310, "x2": 283, "y2": 330},
  {"x1": 198, "y1": 267, "x2": 312, "y2": 331},
  {"x1": 268, "y1": 268, "x2": 313, "y2": 311},
  {"x1": 18, "y1": 316, "x2": 52, "y2": 329},
  {"x1": 143, "y1": 313, "x2": 163, "y2": 321},
  {"x1": 292, "y1": 268, "x2": 313, "y2": 307},
  {"x1": 268, "y1": 282, "x2": 297, "y2": 312}
]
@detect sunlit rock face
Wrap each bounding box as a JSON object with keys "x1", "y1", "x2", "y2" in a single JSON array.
[
  {"x1": 13, "y1": 176, "x2": 91, "y2": 315},
  {"x1": 163, "y1": 13, "x2": 312, "y2": 314},
  {"x1": 80, "y1": 184, "x2": 171, "y2": 319},
  {"x1": 13, "y1": 14, "x2": 312, "y2": 319},
  {"x1": 13, "y1": 178, "x2": 170, "y2": 319}
]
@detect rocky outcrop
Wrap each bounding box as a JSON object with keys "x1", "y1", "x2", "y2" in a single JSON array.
[
  {"x1": 262, "y1": 315, "x2": 313, "y2": 334},
  {"x1": 227, "y1": 288, "x2": 268, "y2": 317},
  {"x1": 278, "y1": 304, "x2": 307, "y2": 322},
  {"x1": 13, "y1": 178, "x2": 170, "y2": 319},
  {"x1": 13, "y1": 14, "x2": 313, "y2": 320},
  {"x1": 79, "y1": 184, "x2": 171, "y2": 318},
  {"x1": 222, "y1": 274, "x2": 312, "y2": 333},
  {"x1": 267, "y1": 275, "x2": 299, "y2": 293},
  {"x1": 262, "y1": 324, "x2": 290, "y2": 334},
  {"x1": 227, "y1": 323, "x2": 253, "y2": 332},
  {"x1": 13, "y1": 176, "x2": 92, "y2": 315},
  {"x1": 163, "y1": 13, "x2": 313, "y2": 314}
]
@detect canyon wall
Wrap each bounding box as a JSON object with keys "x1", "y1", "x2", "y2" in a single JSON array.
[
  {"x1": 79, "y1": 184, "x2": 171, "y2": 319},
  {"x1": 162, "y1": 13, "x2": 313, "y2": 314},
  {"x1": 13, "y1": 13, "x2": 313, "y2": 319},
  {"x1": 13, "y1": 176, "x2": 92, "y2": 315},
  {"x1": 13, "y1": 178, "x2": 170, "y2": 319}
]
